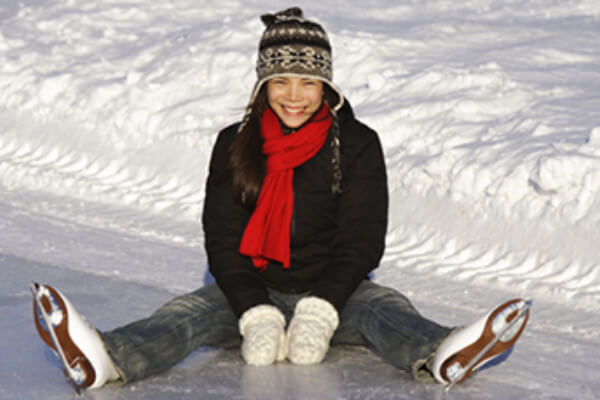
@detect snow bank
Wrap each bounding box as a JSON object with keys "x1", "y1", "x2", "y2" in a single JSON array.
[{"x1": 1, "y1": 0, "x2": 599, "y2": 310}]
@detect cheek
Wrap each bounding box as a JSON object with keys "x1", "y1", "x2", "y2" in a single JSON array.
[
  {"x1": 266, "y1": 88, "x2": 277, "y2": 107},
  {"x1": 308, "y1": 90, "x2": 324, "y2": 108},
  {"x1": 312, "y1": 85, "x2": 324, "y2": 100}
]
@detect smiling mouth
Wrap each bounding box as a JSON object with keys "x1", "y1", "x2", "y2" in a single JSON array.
[{"x1": 282, "y1": 105, "x2": 305, "y2": 115}]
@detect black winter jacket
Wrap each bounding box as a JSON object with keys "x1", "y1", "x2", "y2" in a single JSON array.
[{"x1": 202, "y1": 100, "x2": 388, "y2": 318}]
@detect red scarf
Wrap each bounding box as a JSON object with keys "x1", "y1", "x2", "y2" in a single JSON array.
[{"x1": 239, "y1": 103, "x2": 332, "y2": 270}]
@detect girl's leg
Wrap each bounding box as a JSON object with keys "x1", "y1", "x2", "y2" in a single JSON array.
[
  {"x1": 332, "y1": 280, "x2": 452, "y2": 381},
  {"x1": 100, "y1": 283, "x2": 240, "y2": 383}
]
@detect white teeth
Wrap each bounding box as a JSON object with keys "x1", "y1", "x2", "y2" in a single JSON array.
[{"x1": 283, "y1": 106, "x2": 303, "y2": 114}]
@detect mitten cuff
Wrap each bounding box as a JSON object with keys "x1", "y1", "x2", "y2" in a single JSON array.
[
  {"x1": 295, "y1": 297, "x2": 339, "y2": 332},
  {"x1": 239, "y1": 304, "x2": 285, "y2": 336}
]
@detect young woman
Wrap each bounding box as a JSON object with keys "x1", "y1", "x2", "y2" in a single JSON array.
[{"x1": 32, "y1": 7, "x2": 530, "y2": 391}]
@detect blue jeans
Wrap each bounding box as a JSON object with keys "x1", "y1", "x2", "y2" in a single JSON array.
[{"x1": 100, "y1": 280, "x2": 451, "y2": 384}]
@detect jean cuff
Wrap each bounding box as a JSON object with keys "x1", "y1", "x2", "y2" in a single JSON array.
[{"x1": 411, "y1": 327, "x2": 458, "y2": 383}]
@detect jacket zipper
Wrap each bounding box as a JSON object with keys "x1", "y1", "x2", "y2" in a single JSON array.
[{"x1": 291, "y1": 189, "x2": 296, "y2": 241}]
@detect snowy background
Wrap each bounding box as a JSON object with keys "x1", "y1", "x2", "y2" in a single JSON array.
[{"x1": 1, "y1": 0, "x2": 599, "y2": 399}]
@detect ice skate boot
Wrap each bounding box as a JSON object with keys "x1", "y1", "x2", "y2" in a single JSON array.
[
  {"x1": 432, "y1": 298, "x2": 530, "y2": 389},
  {"x1": 31, "y1": 282, "x2": 119, "y2": 393}
]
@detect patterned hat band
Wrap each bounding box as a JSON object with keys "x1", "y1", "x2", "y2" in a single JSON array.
[{"x1": 257, "y1": 45, "x2": 332, "y2": 81}]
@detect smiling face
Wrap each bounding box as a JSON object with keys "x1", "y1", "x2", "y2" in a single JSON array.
[{"x1": 266, "y1": 76, "x2": 324, "y2": 129}]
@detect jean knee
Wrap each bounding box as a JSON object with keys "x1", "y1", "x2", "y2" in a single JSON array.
[
  {"x1": 352, "y1": 281, "x2": 416, "y2": 312},
  {"x1": 152, "y1": 285, "x2": 226, "y2": 318}
]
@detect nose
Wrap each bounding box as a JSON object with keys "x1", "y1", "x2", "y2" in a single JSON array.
[{"x1": 285, "y1": 80, "x2": 301, "y2": 101}]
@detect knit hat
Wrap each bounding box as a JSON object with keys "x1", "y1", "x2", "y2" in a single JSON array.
[{"x1": 247, "y1": 7, "x2": 344, "y2": 112}]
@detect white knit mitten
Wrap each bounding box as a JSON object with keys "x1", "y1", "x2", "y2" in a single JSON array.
[
  {"x1": 286, "y1": 297, "x2": 339, "y2": 365},
  {"x1": 239, "y1": 304, "x2": 287, "y2": 366}
]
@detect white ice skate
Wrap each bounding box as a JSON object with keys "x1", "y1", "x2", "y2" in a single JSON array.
[
  {"x1": 31, "y1": 282, "x2": 119, "y2": 393},
  {"x1": 432, "y1": 298, "x2": 531, "y2": 389}
]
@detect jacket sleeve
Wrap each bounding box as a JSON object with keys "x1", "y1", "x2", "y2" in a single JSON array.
[
  {"x1": 310, "y1": 122, "x2": 389, "y2": 312},
  {"x1": 202, "y1": 127, "x2": 273, "y2": 318}
]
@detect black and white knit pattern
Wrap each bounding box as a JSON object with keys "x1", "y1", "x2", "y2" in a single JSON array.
[
  {"x1": 257, "y1": 45, "x2": 332, "y2": 81},
  {"x1": 257, "y1": 8, "x2": 332, "y2": 82}
]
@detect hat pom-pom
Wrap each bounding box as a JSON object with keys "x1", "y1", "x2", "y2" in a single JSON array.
[{"x1": 261, "y1": 7, "x2": 303, "y2": 27}]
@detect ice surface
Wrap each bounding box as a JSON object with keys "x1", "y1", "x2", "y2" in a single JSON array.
[
  {"x1": 1, "y1": 0, "x2": 599, "y2": 398},
  {"x1": 2, "y1": 195, "x2": 599, "y2": 399}
]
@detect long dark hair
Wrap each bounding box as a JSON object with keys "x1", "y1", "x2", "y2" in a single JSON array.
[
  {"x1": 228, "y1": 83, "x2": 342, "y2": 208},
  {"x1": 228, "y1": 85, "x2": 268, "y2": 208}
]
